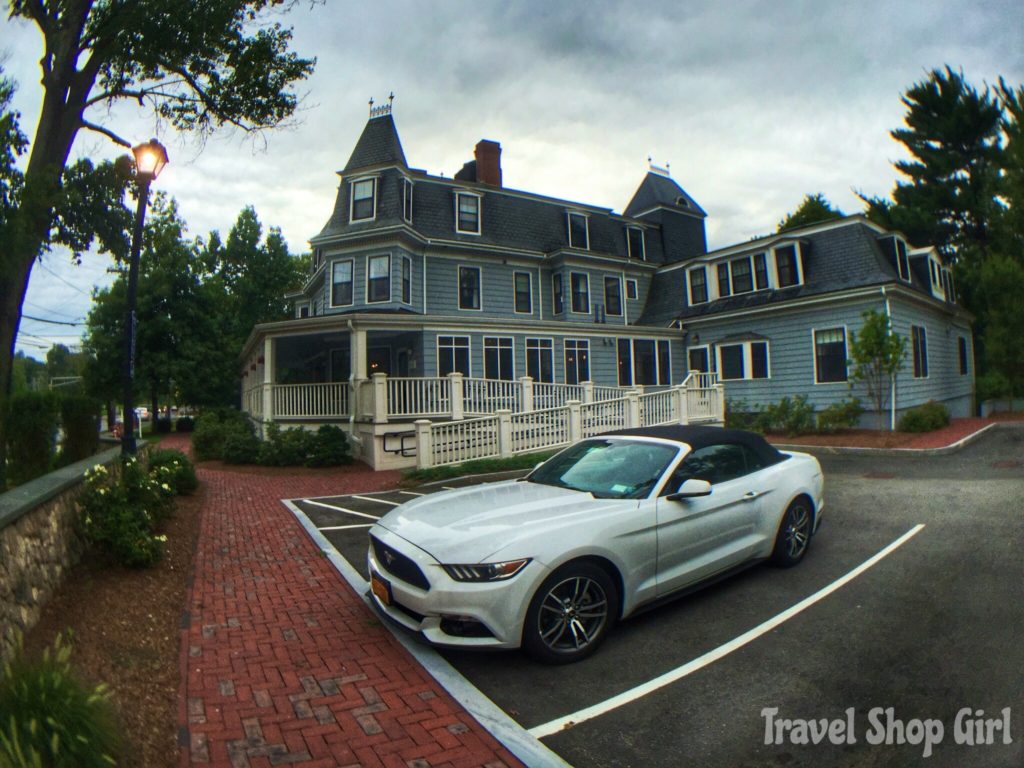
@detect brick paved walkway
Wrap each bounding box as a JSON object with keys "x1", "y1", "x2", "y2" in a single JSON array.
[{"x1": 164, "y1": 435, "x2": 521, "y2": 768}]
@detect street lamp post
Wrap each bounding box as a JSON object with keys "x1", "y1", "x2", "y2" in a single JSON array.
[{"x1": 121, "y1": 138, "x2": 168, "y2": 456}]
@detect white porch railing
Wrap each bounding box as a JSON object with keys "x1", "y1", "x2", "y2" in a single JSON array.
[
  {"x1": 464, "y1": 377, "x2": 521, "y2": 415},
  {"x1": 510, "y1": 407, "x2": 572, "y2": 453},
  {"x1": 243, "y1": 385, "x2": 263, "y2": 419},
  {"x1": 639, "y1": 388, "x2": 676, "y2": 426},
  {"x1": 533, "y1": 382, "x2": 584, "y2": 410},
  {"x1": 682, "y1": 371, "x2": 722, "y2": 423},
  {"x1": 428, "y1": 415, "x2": 501, "y2": 467},
  {"x1": 386, "y1": 376, "x2": 451, "y2": 418},
  {"x1": 581, "y1": 396, "x2": 629, "y2": 437},
  {"x1": 272, "y1": 382, "x2": 348, "y2": 418}
]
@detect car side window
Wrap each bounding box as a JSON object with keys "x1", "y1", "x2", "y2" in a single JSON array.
[{"x1": 662, "y1": 443, "x2": 749, "y2": 493}]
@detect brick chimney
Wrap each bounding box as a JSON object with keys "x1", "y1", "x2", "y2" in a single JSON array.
[{"x1": 474, "y1": 140, "x2": 502, "y2": 187}]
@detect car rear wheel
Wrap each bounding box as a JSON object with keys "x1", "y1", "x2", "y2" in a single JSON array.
[
  {"x1": 523, "y1": 562, "x2": 617, "y2": 664},
  {"x1": 772, "y1": 498, "x2": 813, "y2": 567}
]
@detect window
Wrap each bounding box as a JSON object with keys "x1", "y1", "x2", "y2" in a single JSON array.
[
  {"x1": 568, "y1": 213, "x2": 589, "y2": 249},
  {"x1": 814, "y1": 328, "x2": 848, "y2": 383},
  {"x1": 331, "y1": 260, "x2": 354, "y2": 306},
  {"x1": 730, "y1": 257, "x2": 753, "y2": 294},
  {"x1": 570, "y1": 272, "x2": 590, "y2": 314},
  {"x1": 634, "y1": 340, "x2": 657, "y2": 385},
  {"x1": 775, "y1": 245, "x2": 800, "y2": 287},
  {"x1": 658, "y1": 340, "x2": 671, "y2": 385},
  {"x1": 717, "y1": 263, "x2": 731, "y2": 297},
  {"x1": 626, "y1": 279, "x2": 638, "y2": 300},
  {"x1": 350, "y1": 178, "x2": 376, "y2": 221},
  {"x1": 366, "y1": 255, "x2": 390, "y2": 303},
  {"x1": 564, "y1": 339, "x2": 590, "y2": 384},
  {"x1": 605, "y1": 277, "x2": 623, "y2": 316},
  {"x1": 617, "y1": 339, "x2": 632, "y2": 386},
  {"x1": 958, "y1": 336, "x2": 969, "y2": 375},
  {"x1": 717, "y1": 341, "x2": 770, "y2": 381},
  {"x1": 458, "y1": 265, "x2": 481, "y2": 310},
  {"x1": 896, "y1": 239, "x2": 910, "y2": 281},
  {"x1": 401, "y1": 256, "x2": 412, "y2": 304},
  {"x1": 456, "y1": 192, "x2": 480, "y2": 234},
  {"x1": 688, "y1": 267, "x2": 708, "y2": 305},
  {"x1": 688, "y1": 346, "x2": 710, "y2": 373},
  {"x1": 526, "y1": 338, "x2": 554, "y2": 383},
  {"x1": 513, "y1": 272, "x2": 532, "y2": 314},
  {"x1": 553, "y1": 273, "x2": 564, "y2": 314},
  {"x1": 296, "y1": 302, "x2": 310, "y2": 319},
  {"x1": 627, "y1": 227, "x2": 645, "y2": 260},
  {"x1": 438, "y1": 336, "x2": 470, "y2": 377},
  {"x1": 753, "y1": 253, "x2": 769, "y2": 290},
  {"x1": 402, "y1": 178, "x2": 413, "y2": 223},
  {"x1": 484, "y1": 337, "x2": 514, "y2": 380},
  {"x1": 911, "y1": 325, "x2": 928, "y2": 378},
  {"x1": 929, "y1": 259, "x2": 939, "y2": 288},
  {"x1": 618, "y1": 339, "x2": 671, "y2": 386},
  {"x1": 665, "y1": 443, "x2": 759, "y2": 490}
]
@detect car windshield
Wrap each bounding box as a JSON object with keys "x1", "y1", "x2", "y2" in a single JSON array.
[{"x1": 527, "y1": 439, "x2": 679, "y2": 499}]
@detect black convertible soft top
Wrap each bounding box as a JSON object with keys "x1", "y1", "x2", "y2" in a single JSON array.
[{"x1": 605, "y1": 424, "x2": 788, "y2": 467}]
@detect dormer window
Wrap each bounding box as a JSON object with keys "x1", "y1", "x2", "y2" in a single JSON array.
[
  {"x1": 717, "y1": 263, "x2": 731, "y2": 297},
  {"x1": 402, "y1": 178, "x2": 413, "y2": 223},
  {"x1": 730, "y1": 256, "x2": 754, "y2": 294},
  {"x1": 456, "y1": 192, "x2": 481, "y2": 234},
  {"x1": 675, "y1": 196, "x2": 689, "y2": 208},
  {"x1": 942, "y1": 267, "x2": 956, "y2": 301},
  {"x1": 895, "y1": 239, "x2": 910, "y2": 282},
  {"x1": 568, "y1": 212, "x2": 589, "y2": 250},
  {"x1": 688, "y1": 266, "x2": 708, "y2": 305},
  {"x1": 350, "y1": 178, "x2": 376, "y2": 221},
  {"x1": 626, "y1": 227, "x2": 645, "y2": 260},
  {"x1": 774, "y1": 244, "x2": 802, "y2": 288},
  {"x1": 753, "y1": 253, "x2": 770, "y2": 289}
]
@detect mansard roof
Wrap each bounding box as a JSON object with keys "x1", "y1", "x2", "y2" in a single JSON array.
[
  {"x1": 624, "y1": 172, "x2": 706, "y2": 218},
  {"x1": 343, "y1": 114, "x2": 407, "y2": 173}
]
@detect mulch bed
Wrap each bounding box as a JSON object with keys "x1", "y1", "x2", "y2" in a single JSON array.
[{"x1": 22, "y1": 484, "x2": 204, "y2": 768}]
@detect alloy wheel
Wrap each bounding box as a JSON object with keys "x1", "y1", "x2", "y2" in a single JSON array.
[{"x1": 536, "y1": 575, "x2": 609, "y2": 653}]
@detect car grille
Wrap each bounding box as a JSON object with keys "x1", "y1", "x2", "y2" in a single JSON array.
[{"x1": 370, "y1": 535, "x2": 430, "y2": 591}]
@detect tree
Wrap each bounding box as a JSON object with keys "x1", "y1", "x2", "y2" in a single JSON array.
[
  {"x1": 777, "y1": 193, "x2": 844, "y2": 233},
  {"x1": 997, "y1": 79, "x2": 1024, "y2": 260},
  {"x1": 1, "y1": 1, "x2": 316, "y2": 485},
  {"x1": 848, "y1": 310, "x2": 908, "y2": 430},
  {"x1": 979, "y1": 256, "x2": 1024, "y2": 407}
]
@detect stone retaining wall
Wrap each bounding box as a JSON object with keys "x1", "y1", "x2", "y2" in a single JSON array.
[{"x1": 0, "y1": 446, "x2": 120, "y2": 663}]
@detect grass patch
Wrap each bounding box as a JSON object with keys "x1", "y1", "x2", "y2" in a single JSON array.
[{"x1": 403, "y1": 450, "x2": 558, "y2": 485}]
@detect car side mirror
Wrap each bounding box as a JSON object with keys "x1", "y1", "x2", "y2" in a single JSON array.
[{"x1": 666, "y1": 478, "x2": 712, "y2": 501}]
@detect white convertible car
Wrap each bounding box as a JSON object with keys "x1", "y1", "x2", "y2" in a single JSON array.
[{"x1": 367, "y1": 425, "x2": 824, "y2": 663}]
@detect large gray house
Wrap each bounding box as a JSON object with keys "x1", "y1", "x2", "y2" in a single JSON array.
[{"x1": 240, "y1": 105, "x2": 974, "y2": 467}]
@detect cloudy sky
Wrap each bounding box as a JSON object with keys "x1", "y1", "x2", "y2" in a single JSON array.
[{"x1": 4, "y1": 0, "x2": 1022, "y2": 359}]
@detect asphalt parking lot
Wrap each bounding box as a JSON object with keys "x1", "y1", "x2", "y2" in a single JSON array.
[{"x1": 287, "y1": 427, "x2": 1024, "y2": 768}]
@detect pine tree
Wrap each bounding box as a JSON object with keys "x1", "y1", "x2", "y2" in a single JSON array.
[{"x1": 777, "y1": 193, "x2": 844, "y2": 233}]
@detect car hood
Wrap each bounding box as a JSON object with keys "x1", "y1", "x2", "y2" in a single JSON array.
[{"x1": 374, "y1": 480, "x2": 631, "y2": 564}]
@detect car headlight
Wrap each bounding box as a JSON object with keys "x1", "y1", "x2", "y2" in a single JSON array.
[{"x1": 441, "y1": 558, "x2": 531, "y2": 582}]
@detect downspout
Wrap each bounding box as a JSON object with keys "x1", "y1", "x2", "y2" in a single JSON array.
[
  {"x1": 882, "y1": 286, "x2": 896, "y2": 431},
  {"x1": 346, "y1": 317, "x2": 362, "y2": 447},
  {"x1": 622, "y1": 269, "x2": 629, "y2": 324}
]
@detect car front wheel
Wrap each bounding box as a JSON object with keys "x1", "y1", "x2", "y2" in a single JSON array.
[
  {"x1": 523, "y1": 562, "x2": 617, "y2": 664},
  {"x1": 772, "y1": 498, "x2": 814, "y2": 567}
]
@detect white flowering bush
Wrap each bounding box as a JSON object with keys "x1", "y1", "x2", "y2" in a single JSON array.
[{"x1": 146, "y1": 449, "x2": 198, "y2": 494}]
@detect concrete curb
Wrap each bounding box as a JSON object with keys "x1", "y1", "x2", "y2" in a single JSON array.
[{"x1": 775, "y1": 421, "x2": 1020, "y2": 458}]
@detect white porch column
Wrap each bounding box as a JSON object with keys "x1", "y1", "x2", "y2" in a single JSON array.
[
  {"x1": 568, "y1": 400, "x2": 582, "y2": 442},
  {"x1": 519, "y1": 376, "x2": 534, "y2": 412},
  {"x1": 625, "y1": 389, "x2": 640, "y2": 428},
  {"x1": 582, "y1": 381, "x2": 594, "y2": 403},
  {"x1": 352, "y1": 327, "x2": 368, "y2": 379},
  {"x1": 261, "y1": 337, "x2": 274, "y2": 424},
  {"x1": 449, "y1": 372, "x2": 464, "y2": 421},
  {"x1": 675, "y1": 385, "x2": 690, "y2": 425},
  {"x1": 497, "y1": 409, "x2": 513, "y2": 458},
  {"x1": 414, "y1": 419, "x2": 433, "y2": 469},
  {"x1": 716, "y1": 383, "x2": 726, "y2": 424},
  {"x1": 372, "y1": 372, "x2": 388, "y2": 424}
]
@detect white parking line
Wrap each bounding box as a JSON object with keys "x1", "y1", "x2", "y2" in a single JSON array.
[
  {"x1": 399, "y1": 491, "x2": 425, "y2": 496},
  {"x1": 528, "y1": 524, "x2": 927, "y2": 740},
  {"x1": 350, "y1": 494, "x2": 400, "y2": 506},
  {"x1": 318, "y1": 523, "x2": 373, "y2": 531},
  {"x1": 441, "y1": 486, "x2": 457, "y2": 490},
  {"x1": 302, "y1": 499, "x2": 380, "y2": 520}
]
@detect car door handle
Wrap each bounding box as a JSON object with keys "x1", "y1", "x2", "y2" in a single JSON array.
[{"x1": 742, "y1": 491, "x2": 765, "y2": 502}]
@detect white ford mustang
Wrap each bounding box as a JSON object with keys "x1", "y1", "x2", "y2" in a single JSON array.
[{"x1": 367, "y1": 425, "x2": 824, "y2": 663}]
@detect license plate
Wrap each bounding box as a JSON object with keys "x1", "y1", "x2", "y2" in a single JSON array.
[{"x1": 371, "y1": 572, "x2": 392, "y2": 606}]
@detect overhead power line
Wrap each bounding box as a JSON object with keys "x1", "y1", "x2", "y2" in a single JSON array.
[
  {"x1": 35, "y1": 261, "x2": 94, "y2": 297},
  {"x1": 22, "y1": 314, "x2": 84, "y2": 327}
]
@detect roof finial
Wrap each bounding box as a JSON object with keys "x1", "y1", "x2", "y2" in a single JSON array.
[
  {"x1": 369, "y1": 93, "x2": 394, "y2": 119},
  {"x1": 649, "y1": 157, "x2": 671, "y2": 177}
]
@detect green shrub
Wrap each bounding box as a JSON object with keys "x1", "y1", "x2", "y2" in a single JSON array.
[
  {"x1": 724, "y1": 399, "x2": 763, "y2": 431},
  {"x1": 58, "y1": 394, "x2": 100, "y2": 466},
  {"x1": 306, "y1": 425, "x2": 352, "y2": 467},
  {"x1": 222, "y1": 429, "x2": 261, "y2": 464},
  {"x1": 79, "y1": 458, "x2": 169, "y2": 568},
  {"x1": 257, "y1": 425, "x2": 315, "y2": 466},
  {"x1": 976, "y1": 371, "x2": 1011, "y2": 403},
  {"x1": 175, "y1": 416, "x2": 195, "y2": 432},
  {"x1": 756, "y1": 395, "x2": 816, "y2": 436},
  {"x1": 898, "y1": 400, "x2": 950, "y2": 433},
  {"x1": 154, "y1": 417, "x2": 173, "y2": 434},
  {"x1": 0, "y1": 635, "x2": 120, "y2": 767},
  {"x1": 5, "y1": 391, "x2": 59, "y2": 485},
  {"x1": 147, "y1": 449, "x2": 198, "y2": 495},
  {"x1": 817, "y1": 397, "x2": 864, "y2": 434},
  {"x1": 191, "y1": 409, "x2": 251, "y2": 461}
]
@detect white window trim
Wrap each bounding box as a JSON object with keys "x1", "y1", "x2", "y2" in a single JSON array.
[
  {"x1": 811, "y1": 326, "x2": 849, "y2": 385},
  {"x1": 928, "y1": 257, "x2": 945, "y2": 299},
  {"x1": 567, "y1": 211, "x2": 590, "y2": 250},
  {"x1": 401, "y1": 255, "x2": 413, "y2": 305},
  {"x1": 455, "y1": 191, "x2": 482, "y2": 235},
  {"x1": 716, "y1": 340, "x2": 771, "y2": 381},
  {"x1": 911, "y1": 325, "x2": 929, "y2": 379},
  {"x1": 513, "y1": 271, "x2": 533, "y2": 315},
  {"x1": 402, "y1": 178, "x2": 414, "y2": 224},
  {"x1": 626, "y1": 278, "x2": 639, "y2": 301},
  {"x1": 365, "y1": 254, "x2": 391, "y2": 304},
  {"x1": 295, "y1": 301, "x2": 311, "y2": 319},
  {"x1": 569, "y1": 271, "x2": 591, "y2": 315},
  {"x1": 483, "y1": 336, "x2": 516, "y2": 380},
  {"x1": 687, "y1": 344, "x2": 711, "y2": 374},
  {"x1": 729, "y1": 255, "x2": 755, "y2": 295},
  {"x1": 349, "y1": 176, "x2": 378, "y2": 222},
  {"x1": 771, "y1": 243, "x2": 804, "y2": 288},
  {"x1": 627, "y1": 226, "x2": 646, "y2": 260},
  {"x1": 752, "y1": 251, "x2": 772, "y2": 290},
  {"x1": 564, "y1": 338, "x2": 590, "y2": 384},
  {"x1": 525, "y1": 337, "x2": 555, "y2": 383},
  {"x1": 552, "y1": 273, "x2": 564, "y2": 315},
  {"x1": 457, "y1": 264, "x2": 483, "y2": 311},
  {"x1": 616, "y1": 338, "x2": 671, "y2": 386},
  {"x1": 436, "y1": 335, "x2": 471, "y2": 377},
  {"x1": 895, "y1": 239, "x2": 911, "y2": 283},
  {"x1": 604, "y1": 275, "x2": 624, "y2": 316},
  {"x1": 330, "y1": 258, "x2": 355, "y2": 308},
  {"x1": 687, "y1": 266, "x2": 709, "y2": 305}
]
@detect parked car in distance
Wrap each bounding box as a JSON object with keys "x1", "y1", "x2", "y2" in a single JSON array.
[{"x1": 367, "y1": 425, "x2": 825, "y2": 663}]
